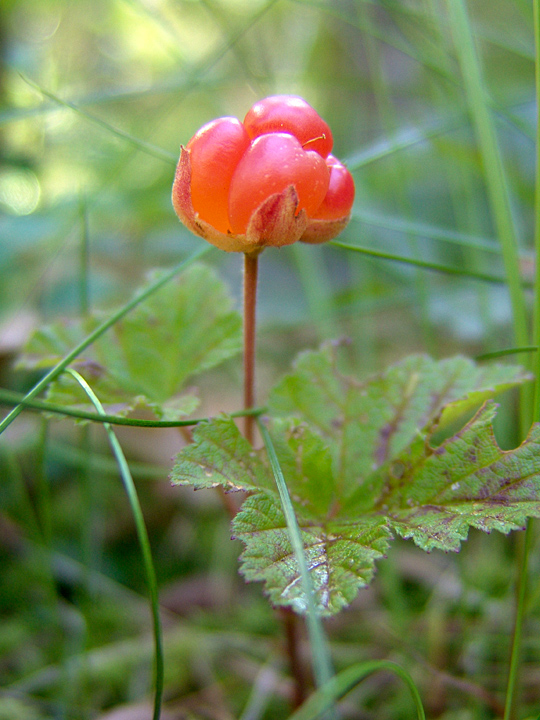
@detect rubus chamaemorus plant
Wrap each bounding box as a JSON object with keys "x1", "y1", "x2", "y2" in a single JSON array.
[
  {"x1": 169, "y1": 95, "x2": 540, "y2": 615},
  {"x1": 22, "y1": 95, "x2": 540, "y2": 619},
  {"x1": 15, "y1": 95, "x2": 540, "y2": 716}
]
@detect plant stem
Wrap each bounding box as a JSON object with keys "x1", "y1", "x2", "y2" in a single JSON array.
[
  {"x1": 532, "y1": 0, "x2": 540, "y2": 424},
  {"x1": 246, "y1": 258, "x2": 325, "y2": 712},
  {"x1": 281, "y1": 607, "x2": 309, "y2": 709},
  {"x1": 258, "y1": 419, "x2": 335, "y2": 702},
  {"x1": 446, "y1": 0, "x2": 529, "y2": 354},
  {"x1": 243, "y1": 252, "x2": 259, "y2": 445},
  {"x1": 66, "y1": 369, "x2": 164, "y2": 720}
]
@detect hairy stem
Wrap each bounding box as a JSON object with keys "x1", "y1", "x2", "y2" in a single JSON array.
[{"x1": 243, "y1": 252, "x2": 259, "y2": 445}]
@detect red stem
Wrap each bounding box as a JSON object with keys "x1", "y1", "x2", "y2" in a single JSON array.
[
  {"x1": 243, "y1": 252, "x2": 259, "y2": 445},
  {"x1": 281, "y1": 607, "x2": 309, "y2": 708},
  {"x1": 243, "y1": 251, "x2": 311, "y2": 709}
]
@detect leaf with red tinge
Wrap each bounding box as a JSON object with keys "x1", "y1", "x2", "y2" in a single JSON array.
[
  {"x1": 234, "y1": 493, "x2": 391, "y2": 616},
  {"x1": 170, "y1": 345, "x2": 540, "y2": 616},
  {"x1": 379, "y1": 402, "x2": 540, "y2": 551},
  {"x1": 170, "y1": 416, "x2": 273, "y2": 493}
]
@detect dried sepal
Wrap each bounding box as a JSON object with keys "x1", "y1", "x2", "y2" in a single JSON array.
[
  {"x1": 245, "y1": 186, "x2": 308, "y2": 250},
  {"x1": 301, "y1": 215, "x2": 351, "y2": 244}
]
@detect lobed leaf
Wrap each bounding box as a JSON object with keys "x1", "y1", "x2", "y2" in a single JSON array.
[
  {"x1": 18, "y1": 264, "x2": 242, "y2": 420},
  {"x1": 380, "y1": 402, "x2": 540, "y2": 551},
  {"x1": 270, "y1": 346, "x2": 531, "y2": 496},
  {"x1": 233, "y1": 493, "x2": 391, "y2": 616},
  {"x1": 170, "y1": 346, "x2": 539, "y2": 616},
  {"x1": 170, "y1": 415, "x2": 273, "y2": 493}
]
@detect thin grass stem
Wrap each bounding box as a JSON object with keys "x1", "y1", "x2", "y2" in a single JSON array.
[
  {"x1": 503, "y1": 526, "x2": 533, "y2": 720},
  {"x1": 446, "y1": 0, "x2": 531, "y2": 421},
  {"x1": 66, "y1": 368, "x2": 164, "y2": 720},
  {"x1": 502, "y1": 3, "x2": 540, "y2": 718},
  {"x1": 287, "y1": 660, "x2": 425, "y2": 720},
  {"x1": 79, "y1": 192, "x2": 90, "y2": 317},
  {"x1": 446, "y1": 3, "x2": 536, "y2": 718},
  {"x1": 475, "y1": 346, "x2": 538, "y2": 362},
  {"x1": 257, "y1": 419, "x2": 335, "y2": 705},
  {"x1": 0, "y1": 387, "x2": 264, "y2": 427},
  {"x1": 330, "y1": 240, "x2": 532, "y2": 286},
  {"x1": 21, "y1": 76, "x2": 177, "y2": 165},
  {"x1": 533, "y1": 0, "x2": 540, "y2": 422}
]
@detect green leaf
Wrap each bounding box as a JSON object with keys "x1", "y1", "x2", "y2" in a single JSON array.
[
  {"x1": 233, "y1": 493, "x2": 391, "y2": 616},
  {"x1": 19, "y1": 264, "x2": 242, "y2": 420},
  {"x1": 170, "y1": 414, "x2": 390, "y2": 615},
  {"x1": 270, "y1": 345, "x2": 531, "y2": 496},
  {"x1": 170, "y1": 347, "x2": 539, "y2": 616},
  {"x1": 269, "y1": 418, "x2": 337, "y2": 518},
  {"x1": 379, "y1": 402, "x2": 540, "y2": 551},
  {"x1": 170, "y1": 415, "x2": 273, "y2": 493}
]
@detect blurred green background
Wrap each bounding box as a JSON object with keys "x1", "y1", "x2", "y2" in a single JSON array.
[{"x1": 1, "y1": 1, "x2": 539, "y2": 718}]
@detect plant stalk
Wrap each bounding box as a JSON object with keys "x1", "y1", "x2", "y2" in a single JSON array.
[
  {"x1": 503, "y1": 527, "x2": 532, "y2": 720},
  {"x1": 243, "y1": 252, "x2": 259, "y2": 445},
  {"x1": 281, "y1": 607, "x2": 309, "y2": 709},
  {"x1": 66, "y1": 369, "x2": 164, "y2": 720},
  {"x1": 244, "y1": 254, "x2": 321, "y2": 711}
]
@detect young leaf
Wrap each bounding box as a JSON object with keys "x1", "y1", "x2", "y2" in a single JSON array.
[{"x1": 18, "y1": 264, "x2": 242, "y2": 420}]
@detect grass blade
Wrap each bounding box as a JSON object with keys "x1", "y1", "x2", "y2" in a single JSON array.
[
  {"x1": 502, "y1": 4, "x2": 540, "y2": 720},
  {"x1": 345, "y1": 113, "x2": 464, "y2": 170},
  {"x1": 257, "y1": 419, "x2": 335, "y2": 699},
  {"x1": 475, "y1": 346, "x2": 538, "y2": 362},
  {"x1": 20, "y1": 75, "x2": 177, "y2": 165},
  {"x1": 330, "y1": 239, "x2": 532, "y2": 286},
  {"x1": 0, "y1": 387, "x2": 264, "y2": 428},
  {"x1": 353, "y1": 209, "x2": 527, "y2": 257},
  {"x1": 287, "y1": 660, "x2": 425, "y2": 720},
  {"x1": 446, "y1": 4, "x2": 534, "y2": 718},
  {"x1": 533, "y1": 0, "x2": 540, "y2": 422},
  {"x1": 66, "y1": 369, "x2": 164, "y2": 720},
  {"x1": 446, "y1": 0, "x2": 528, "y2": 351}
]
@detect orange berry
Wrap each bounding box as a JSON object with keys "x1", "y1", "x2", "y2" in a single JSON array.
[
  {"x1": 244, "y1": 95, "x2": 333, "y2": 159},
  {"x1": 187, "y1": 117, "x2": 250, "y2": 233},
  {"x1": 228, "y1": 133, "x2": 330, "y2": 235},
  {"x1": 311, "y1": 155, "x2": 355, "y2": 221}
]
